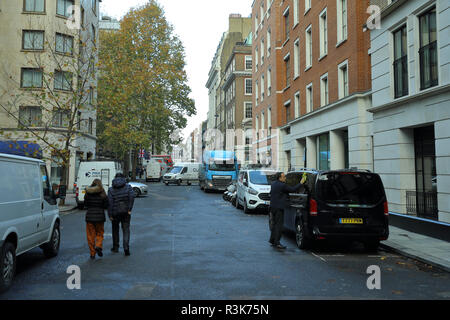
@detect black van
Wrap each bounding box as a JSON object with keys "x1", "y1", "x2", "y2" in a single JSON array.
[{"x1": 283, "y1": 169, "x2": 389, "y2": 251}]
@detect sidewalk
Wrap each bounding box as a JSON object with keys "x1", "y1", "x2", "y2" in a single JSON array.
[
  {"x1": 381, "y1": 225, "x2": 450, "y2": 273},
  {"x1": 57, "y1": 192, "x2": 78, "y2": 215}
]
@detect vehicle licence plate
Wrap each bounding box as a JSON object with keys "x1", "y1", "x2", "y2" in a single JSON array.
[{"x1": 339, "y1": 218, "x2": 363, "y2": 224}]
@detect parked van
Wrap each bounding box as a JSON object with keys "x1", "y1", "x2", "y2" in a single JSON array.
[
  {"x1": 283, "y1": 169, "x2": 389, "y2": 251},
  {"x1": 236, "y1": 169, "x2": 280, "y2": 213},
  {"x1": 163, "y1": 162, "x2": 201, "y2": 186},
  {"x1": 75, "y1": 161, "x2": 122, "y2": 208},
  {"x1": 145, "y1": 160, "x2": 162, "y2": 182},
  {"x1": 0, "y1": 153, "x2": 60, "y2": 293}
]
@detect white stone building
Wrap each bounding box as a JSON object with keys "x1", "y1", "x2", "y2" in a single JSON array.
[{"x1": 369, "y1": 0, "x2": 450, "y2": 223}]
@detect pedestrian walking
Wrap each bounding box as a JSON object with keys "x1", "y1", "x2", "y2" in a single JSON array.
[
  {"x1": 269, "y1": 172, "x2": 306, "y2": 249},
  {"x1": 84, "y1": 179, "x2": 109, "y2": 259},
  {"x1": 107, "y1": 173, "x2": 135, "y2": 256}
]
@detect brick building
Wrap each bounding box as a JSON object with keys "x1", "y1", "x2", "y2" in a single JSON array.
[{"x1": 252, "y1": 0, "x2": 373, "y2": 172}]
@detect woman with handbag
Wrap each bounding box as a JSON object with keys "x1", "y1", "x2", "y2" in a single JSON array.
[{"x1": 84, "y1": 179, "x2": 109, "y2": 259}]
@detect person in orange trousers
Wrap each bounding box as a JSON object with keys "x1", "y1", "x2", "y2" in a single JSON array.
[{"x1": 84, "y1": 179, "x2": 109, "y2": 259}]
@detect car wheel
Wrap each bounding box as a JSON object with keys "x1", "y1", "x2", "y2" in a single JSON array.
[
  {"x1": 231, "y1": 197, "x2": 236, "y2": 207},
  {"x1": 295, "y1": 219, "x2": 311, "y2": 250},
  {"x1": 243, "y1": 199, "x2": 251, "y2": 214},
  {"x1": 235, "y1": 196, "x2": 242, "y2": 210},
  {"x1": 42, "y1": 222, "x2": 60, "y2": 258},
  {"x1": 364, "y1": 239, "x2": 380, "y2": 253},
  {"x1": 0, "y1": 241, "x2": 16, "y2": 293},
  {"x1": 187, "y1": 182, "x2": 191, "y2": 186},
  {"x1": 133, "y1": 188, "x2": 141, "y2": 197}
]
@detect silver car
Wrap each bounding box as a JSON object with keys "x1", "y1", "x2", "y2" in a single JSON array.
[{"x1": 128, "y1": 181, "x2": 148, "y2": 197}]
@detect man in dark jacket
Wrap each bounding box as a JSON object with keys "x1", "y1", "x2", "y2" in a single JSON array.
[
  {"x1": 108, "y1": 173, "x2": 135, "y2": 256},
  {"x1": 269, "y1": 172, "x2": 305, "y2": 249}
]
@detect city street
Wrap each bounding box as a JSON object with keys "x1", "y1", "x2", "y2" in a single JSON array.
[{"x1": 2, "y1": 182, "x2": 449, "y2": 300}]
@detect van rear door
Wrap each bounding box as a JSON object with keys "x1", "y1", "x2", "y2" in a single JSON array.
[{"x1": 315, "y1": 172, "x2": 387, "y2": 231}]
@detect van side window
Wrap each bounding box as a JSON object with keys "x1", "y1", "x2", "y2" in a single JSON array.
[{"x1": 40, "y1": 165, "x2": 51, "y2": 200}]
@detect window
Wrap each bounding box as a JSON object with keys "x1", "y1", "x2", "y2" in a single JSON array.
[
  {"x1": 294, "y1": 92, "x2": 300, "y2": 118},
  {"x1": 19, "y1": 106, "x2": 42, "y2": 127},
  {"x1": 261, "y1": 39, "x2": 265, "y2": 64},
  {"x1": 89, "y1": 86, "x2": 94, "y2": 104},
  {"x1": 284, "y1": 8, "x2": 290, "y2": 40},
  {"x1": 306, "y1": 83, "x2": 313, "y2": 112},
  {"x1": 255, "y1": 47, "x2": 259, "y2": 72},
  {"x1": 88, "y1": 118, "x2": 93, "y2": 134},
  {"x1": 267, "y1": 107, "x2": 272, "y2": 132},
  {"x1": 54, "y1": 70, "x2": 73, "y2": 91},
  {"x1": 337, "y1": 0, "x2": 348, "y2": 42},
  {"x1": 245, "y1": 56, "x2": 252, "y2": 70},
  {"x1": 245, "y1": 79, "x2": 252, "y2": 95},
  {"x1": 22, "y1": 30, "x2": 44, "y2": 50},
  {"x1": 293, "y1": 0, "x2": 299, "y2": 26},
  {"x1": 56, "y1": 33, "x2": 73, "y2": 55},
  {"x1": 294, "y1": 39, "x2": 300, "y2": 78},
  {"x1": 338, "y1": 62, "x2": 349, "y2": 98},
  {"x1": 21, "y1": 68, "x2": 43, "y2": 88},
  {"x1": 255, "y1": 80, "x2": 259, "y2": 104},
  {"x1": 305, "y1": 0, "x2": 311, "y2": 13},
  {"x1": 77, "y1": 111, "x2": 81, "y2": 130},
  {"x1": 419, "y1": 7, "x2": 438, "y2": 90},
  {"x1": 393, "y1": 25, "x2": 408, "y2": 98},
  {"x1": 245, "y1": 102, "x2": 252, "y2": 119},
  {"x1": 285, "y1": 102, "x2": 291, "y2": 123},
  {"x1": 24, "y1": 0, "x2": 45, "y2": 13},
  {"x1": 267, "y1": 29, "x2": 271, "y2": 57},
  {"x1": 81, "y1": 6, "x2": 85, "y2": 27},
  {"x1": 52, "y1": 110, "x2": 70, "y2": 128},
  {"x1": 267, "y1": 68, "x2": 272, "y2": 96},
  {"x1": 284, "y1": 54, "x2": 290, "y2": 88},
  {"x1": 320, "y1": 74, "x2": 329, "y2": 106},
  {"x1": 305, "y1": 25, "x2": 312, "y2": 68},
  {"x1": 91, "y1": 0, "x2": 97, "y2": 15},
  {"x1": 319, "y1": 9, "x2": 328, "y2": 57},
  {"x1": 57, "y1": 0, "x2": 74, "y2": 17},
  {"x1": 317, "y1": 133, "x2": 330, "y2": 170},
  {"x1": 261, "y1": 111, "x2": 265, "y2": 130},
  {"x1": 261, "y1": 73, "x2": 265, "y2": 101}
]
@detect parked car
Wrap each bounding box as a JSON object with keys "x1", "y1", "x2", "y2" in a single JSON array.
[
  {"x1": 283, "y1": 169, "x2": 389, "y2": 251},
  {"x1": 128, "y1": 181, "x2": 148, "y2": 197},
  {"x1": 236, "y1": 169, "x2": 280, "y2": 214},
  {"x1": 0, "y1": 153, "x2": 61, "y2": 293}
]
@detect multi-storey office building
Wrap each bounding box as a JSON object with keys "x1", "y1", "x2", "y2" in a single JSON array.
[
  {"x1": 369, "y1": 0, "x2": 450, "y2": 223},
  {"x1": 252, "y1": 0, "x2": 373, "y2": 172},
  {"x1": 0, "y1": 0, "x2": 100, "y2": 187},
  {"x1": 222, "y1": 41, "x2": 253, "y2": 165},
  {"x1": 251, "y1": 0, "x2": 283, "y2": 167},
  {"x1": 206, "y1": 14, "x2": 252, "y2": 157}
]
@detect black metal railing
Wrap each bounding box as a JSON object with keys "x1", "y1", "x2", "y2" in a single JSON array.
[
  {"x1": 406, "y1": 190, "x2": 438, "y2": 220},
  {"x1": 393, "y1": 55, "x2": 408, "y2": 98}
]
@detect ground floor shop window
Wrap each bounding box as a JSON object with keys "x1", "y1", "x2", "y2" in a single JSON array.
[{"x1": 317, "y1": 133, "x2": 330, "y2": 170}]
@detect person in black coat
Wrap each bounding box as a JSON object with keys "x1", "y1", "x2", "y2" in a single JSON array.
[
  {"x1": 269, "y1": 172, "x2": 306, "y2": 249},
  {"x1": 108, "y1": 173, "x2": 135, "y2": 256},
  {"x1": 84, "y1": 179, "x2": 108, "y2": 259}
]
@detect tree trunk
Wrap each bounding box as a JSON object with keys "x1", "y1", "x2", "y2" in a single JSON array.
[{"x1": 131, "y1": 148, "x2": 138, "y2": 181}]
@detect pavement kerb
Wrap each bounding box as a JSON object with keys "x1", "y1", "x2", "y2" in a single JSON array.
[{"x1": 380, "y1": 242, "x2": 450, "y2": 273}]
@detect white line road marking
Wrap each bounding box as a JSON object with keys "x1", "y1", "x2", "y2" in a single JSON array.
[{"x1": 311, "y1": 252, "x2": 327, "y2": 262}]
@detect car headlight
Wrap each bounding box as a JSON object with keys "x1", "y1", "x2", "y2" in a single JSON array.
[{"x1": 248, "y1": 188, "x2": 258, "y2": 195}]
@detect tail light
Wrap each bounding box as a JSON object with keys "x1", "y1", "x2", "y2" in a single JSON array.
[
  {"x1": 75, "y1": 187, "x2": 79, "y2": 198},
  {"x1": 384, "y1": 201, "x2": 389, "y2": 216},
  {"x1": 310, "y1": 198, "x2": 318, "y2": 216}
]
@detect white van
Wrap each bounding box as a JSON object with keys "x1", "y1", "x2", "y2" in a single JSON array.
[
  {"x1": 75, "y1": 161, "x2": 122, "y2": 208},
  {"x1": 236, "y1": 169, "x2": 280, "y2": 213},
  {"x1": 145, "y1": 160, "x2": 162, "y2": 182},
  {"x1": 0, "y1": 153, "x2": 60, "y2": 293},
  {"x1": 163, "y1": 162, "x2": 201, "y2": 186}
]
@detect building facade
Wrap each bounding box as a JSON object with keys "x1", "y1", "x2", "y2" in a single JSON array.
[
  {"x1": 369, "y1": 0, "x2": 450, "y2": 223},
  {"x1": 252, "y1": 0, "x2": 374, "y2": 173},
  {"x1": 0, "y1": 0, "x2": 100, "y2": 187}
]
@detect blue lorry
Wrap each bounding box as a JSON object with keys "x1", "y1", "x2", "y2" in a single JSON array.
[{"x1": 199, "y1": 150, "x2": 239, "y2": 192}]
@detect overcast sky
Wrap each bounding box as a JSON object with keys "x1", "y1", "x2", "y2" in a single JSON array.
[{"x1": 100, "y1": 0, "x2": 253, "y2": 142}]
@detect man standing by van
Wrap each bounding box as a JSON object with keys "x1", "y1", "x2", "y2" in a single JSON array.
[
  {"x1": 269, "y1": 172, "x2": 305, "y2": 249},
  {"x1": 108, "y1": 173, "x2": 135, "y2": 256}
]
